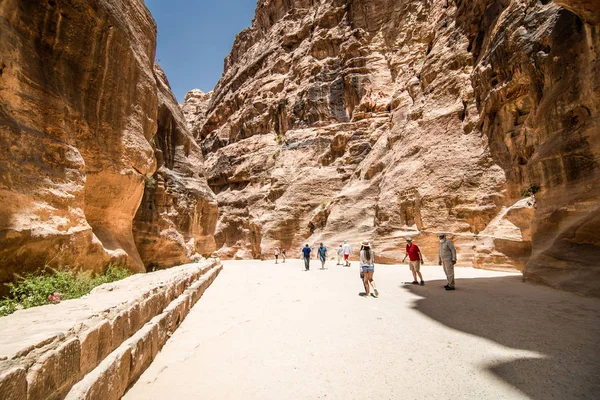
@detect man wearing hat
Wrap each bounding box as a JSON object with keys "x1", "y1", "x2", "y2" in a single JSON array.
[
  {"x1": 437, "y1": 233, "x2": 457, "y2": 290},
  {"x1": 403, "y1": 237, "x2": 424, "y2": 285}
]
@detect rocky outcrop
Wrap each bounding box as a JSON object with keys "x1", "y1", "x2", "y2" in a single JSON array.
[
  {"x1": 0, "y1": 0, "x2": 217, "y2": 290},
  {"x1": 185, "y1": 0, "x2": 599, "y2": 295},
  {"x1": 133, "y1": 67, "x2": 218, "y2": 270}
]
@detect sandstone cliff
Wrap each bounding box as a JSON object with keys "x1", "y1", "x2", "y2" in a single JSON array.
[
  {"x1": 0, "y1": 0, "x2": 216, "y2": 290},
  {"x1": 133, "y1": 66, "x2": 217, "y2": 269},
  {"x1": 185, "y1": 0, "x2": 599, "y2": 295}
]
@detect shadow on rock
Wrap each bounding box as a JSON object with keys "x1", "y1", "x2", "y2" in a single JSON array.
[{"x1": 404, "y1": 276, "x2": 600, "y2": 399}]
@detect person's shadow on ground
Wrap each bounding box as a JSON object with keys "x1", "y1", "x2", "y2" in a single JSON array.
[{"x1": 404, "y1": 276, "x2": 600, "y2": 399}]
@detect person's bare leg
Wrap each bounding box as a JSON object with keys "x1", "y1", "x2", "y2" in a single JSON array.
[
  {"x1": 369, "y1": 276, "x2": 377, "y2": 291},
  {"x1": 417, "y1": 271, "x2": 424, "y2": 281},
  {"x1": 363, "y1": 275, "x2": 370, "y2": 295},
  {"x1": 368, "y1": 273, "x2": 379, "y2": 296}
]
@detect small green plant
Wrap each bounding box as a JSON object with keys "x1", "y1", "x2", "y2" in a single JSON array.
[
  {"x1": 521, "y1": 184, "x2": 540, "y2": 207},
  {"x1": 275, "y1": 133, "x2": 285, "y2": 145},
  {"x1": 521, "y1": 184, "x2": 540, "y2": 198},
  {"x1": 0, "y1": 264, "x2": 132, "y2": 317},
  {"x1": 145, "y1": 175, "x2": 157, "y2": 190}
]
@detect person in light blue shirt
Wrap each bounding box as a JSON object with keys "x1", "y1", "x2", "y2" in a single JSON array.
[
  {"x1": 301, "y1": 244, "x2": 311, "y2": 271},
  {"x1": 317, "y1": 243, "x2": 327, "y2": 269}
]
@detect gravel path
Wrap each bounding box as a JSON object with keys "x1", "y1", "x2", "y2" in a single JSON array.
[{"x1": 125, "y1": 259, "x2": 600, "y2": 400}]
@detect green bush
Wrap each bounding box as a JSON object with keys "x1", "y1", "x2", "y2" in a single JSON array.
[
  {"x1": 521, "y1": 184, "x2": 540, "y2": 198},
  {"x1": 0, "y1": 264, "x2": 132, "y2": 317}
]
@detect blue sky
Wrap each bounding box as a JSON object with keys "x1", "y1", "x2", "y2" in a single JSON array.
[{"x1": 145, "y1": 0, "x2": 257, "y2": 103}]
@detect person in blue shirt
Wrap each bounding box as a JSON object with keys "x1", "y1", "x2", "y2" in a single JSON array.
[
  {"x1": 317, "y1": 243, "x2": 327, "y2": 269},
  {"x1": 301, "y1": 244, "x2": 311, "y2": 271}
]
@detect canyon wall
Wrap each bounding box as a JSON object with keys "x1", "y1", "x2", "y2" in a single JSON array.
[
  {"x1": 0, "y1": 0, "x2": 216, "y2": 290},
  {"x1": 185, "y1": 0, "x2": 599, "y2": 295},
  {"x1": 133, "y1": 66, "x2": 218, "y2": 270}
]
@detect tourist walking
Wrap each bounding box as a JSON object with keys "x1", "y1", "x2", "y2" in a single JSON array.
[
  {"x1": 336, "y1": 244, "x2": 343, "y2": 265},
  {"x1": 403, "y1": 237, "x2": 424, "y2": 285},
  {"x1": 438, "y1": 233, "x2": 457, "y2": 290},
  {"x1": 342, "y1": 240, "x2": 352, "y2": 267},
  {"x1": 317, "y1": 243, "x2": 327, "y2": 269},
  {"x1": 274, "y1": 248, "x2": 279, "y2": 264},
  {"x1": 359, "y1": 240, "x2": 378, "y2": 297},
  {"x1": 281, "y1": 249, "x2": 286, "y2": 263},
  {"x1": 302, "y1": 244, "x2": 311, "y2": 271}
]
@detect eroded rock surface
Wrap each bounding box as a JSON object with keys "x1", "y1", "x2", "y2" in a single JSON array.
[
  {"x1": 133, "y1": 66, "x2": 218, "y2": 269},
  {"x1": 185, "y1": 0, "x2": 599, "y2": 295},
  {"x1": 0, "y1": 0, "x2": 216, "y2": 289}
]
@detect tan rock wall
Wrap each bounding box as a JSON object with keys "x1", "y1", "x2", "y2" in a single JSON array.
[
  {"x1": 0, "y1": 0, "x2": 157, "y2": 282},
  {"x1": 186, "y1": 0, "x2": 599, "y2": 295},
  {"x1": 0, "y1": 0, "x2": 217, "y2": 288},
  {"x1": 133, "y1": 66, "x2": 218, "y2": 269}
]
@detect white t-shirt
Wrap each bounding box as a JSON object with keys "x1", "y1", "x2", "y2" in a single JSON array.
[
  {"x1": 360, "y1": 249, "x2": 375, "y2": 267},
  {"x1": 342, "y1": 243, "x2": 352, "y2": 255}
]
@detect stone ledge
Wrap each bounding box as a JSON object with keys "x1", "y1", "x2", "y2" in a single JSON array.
[
  {"x1": 65, "y1": 268, "x2": 221, "y2": 400},
  {"x1": 0, "y1": 259, "x2": 222, "y2": 400}
]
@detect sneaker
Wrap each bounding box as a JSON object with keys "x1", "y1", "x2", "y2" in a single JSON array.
[
  {"x1": 443, "y1": 284, "x2": 449, "y2": 289},
  {"x1": 411, "y1": 281, "x2": 419, "y2": 285},
  {"x1": 420, "y1": 281, "x2": 425, "y2": 286},
  {"x1": 445, "y1": 286, "x2": 455, "y2": 291},
  {"x1": 359, "y1": 292, "x2": 368, "y2": 296},
  {"x1": 374, "y1": 289, "x2": 379, "y2": 297}
]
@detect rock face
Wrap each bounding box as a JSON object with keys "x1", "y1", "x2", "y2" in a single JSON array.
[
  {"x1": 185, "y1": 0, "x2": 599, "y2": 295},
  {"x1": 133, "y1": 66, "x2": 217, "y2": 270},
  {"x1": 0, "y1": 0, "x2": 216, "y2": 290}
]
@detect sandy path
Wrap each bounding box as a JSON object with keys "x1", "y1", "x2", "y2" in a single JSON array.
[{"x1": 125, "y1": 259, "x2": 600, "y2": 400}]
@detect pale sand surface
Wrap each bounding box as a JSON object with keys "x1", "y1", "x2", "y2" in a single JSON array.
[{"x1": 125, "y1": 259, "x2": 600, "y2": 400}]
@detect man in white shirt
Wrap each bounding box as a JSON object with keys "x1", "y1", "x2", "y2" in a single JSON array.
[
  {"x1": 438, "y1": 233, "x2": 457, "y2": 290},
  {"x1": 342, "y1": 240, "x2": 352, "y2": 267},
  {"x1": 336, "y1": 244, "x2": 344, "y2": 265}
]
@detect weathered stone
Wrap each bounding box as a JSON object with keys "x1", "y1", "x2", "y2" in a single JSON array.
[
  {"x1": 0, "y1": 260, "x2": 220, "y2": 400},
  {"x1": 133, "y1": 66, "x2": 218, "y2": 270},
  {"x1": 0, "y1": 368, "x2": 27, "y2": 400},
  {"x1": 64, "y1": 263, "x2": 222, "y2": 400},
  {"x1": 127, "y1": 324, "x2": 156, "y2": 385},
  {"x1": 66, "y1": 346, "x2": 132, "y2": 400},
  {"x1": 26, "y1": 338, "x2": 80, "y2": 400},
  {"x1": 79, "y1": 321, "x2": 113, "y2": 377}
]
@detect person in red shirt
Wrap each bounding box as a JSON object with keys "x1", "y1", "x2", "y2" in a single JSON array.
[{"x1": 402, "y1": 237, "x2": 425, "y2": 285}]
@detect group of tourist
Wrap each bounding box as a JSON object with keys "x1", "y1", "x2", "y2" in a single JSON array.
[
  {"x1": 273, "y1": 248, "x2": 286, "y2": 264},
  {"x1": 275, "y1": 233, "x2": 457, "y2": 296}
]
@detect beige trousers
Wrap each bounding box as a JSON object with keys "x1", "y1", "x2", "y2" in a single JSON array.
[{"x1": 442, "y1": 259, "x2": 455, "y2": 287}]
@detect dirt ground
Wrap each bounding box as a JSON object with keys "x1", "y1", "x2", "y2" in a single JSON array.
[{"x1": 125, "y1": 259, "x2": 600, "y2": 400}]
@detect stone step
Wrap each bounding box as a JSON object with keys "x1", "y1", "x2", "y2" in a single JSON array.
[{"x1": 0, "y1": 259, "x2": 222, "y2": 400}]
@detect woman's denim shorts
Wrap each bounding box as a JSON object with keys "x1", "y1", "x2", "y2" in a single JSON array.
[{"x1": 361, "y1": 267, "x2": 374, "y2": 273}]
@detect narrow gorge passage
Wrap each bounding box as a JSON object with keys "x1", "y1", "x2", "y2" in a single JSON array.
[{"x1": 125, "y1": 261, "x2": 600, "y2": 400}]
